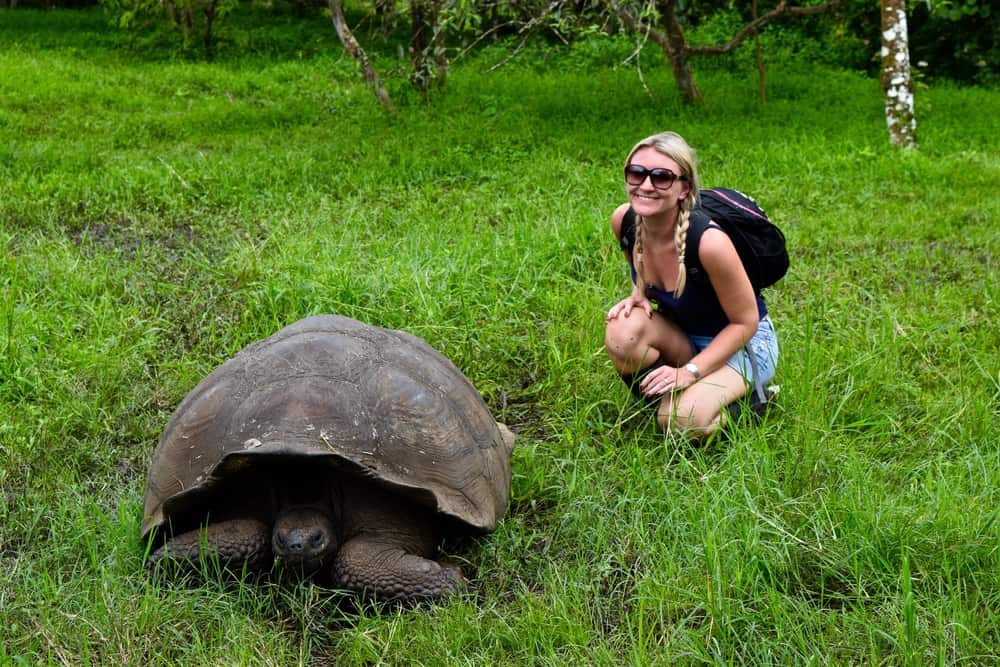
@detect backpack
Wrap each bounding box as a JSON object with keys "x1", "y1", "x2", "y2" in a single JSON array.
[{"x1": 620, "y1": 188, "x2": 789, "y2": 293}]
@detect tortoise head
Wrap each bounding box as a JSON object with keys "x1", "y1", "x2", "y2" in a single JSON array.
[
  {"x1": 272, "y1": 507, "x2": 338, "y2": 574},
  {"x1": 267, "y1": 465, "x2": 341, "y2": 574}
]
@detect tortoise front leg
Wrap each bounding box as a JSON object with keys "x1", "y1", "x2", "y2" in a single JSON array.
[
  {"x1": 147, "y1": 518, "x2": 271, "y2": 573},
  {"x1": 333, "y1": 535, "x2": 465, "y2": 601}
]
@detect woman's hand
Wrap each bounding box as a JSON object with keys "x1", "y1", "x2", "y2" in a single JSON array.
[
  {"x1": 639, "y1": 364, "x2": 698, "y2": 397},
  {"x1": 606, "y1": 293, "x2": 653, "y2": 321}
]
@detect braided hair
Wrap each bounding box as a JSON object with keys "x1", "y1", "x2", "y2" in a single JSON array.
[{"x1": 627, "y1": 132, "x2": 700, "y2": 297}]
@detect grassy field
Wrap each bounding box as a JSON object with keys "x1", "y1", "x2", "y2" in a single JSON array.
[{"x1": 2, "y1": 7, "x2": 999, "y2": 664}]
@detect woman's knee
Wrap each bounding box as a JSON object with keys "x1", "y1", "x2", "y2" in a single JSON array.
[
  {"x1": 604, "y1": 314, "x2": 657, "y2": 366},
  {"x1": 656, "y1": 396, "x2": 722, "y2": 436},
  {"x1": 658, "y1": 366, "x2": 746, "y2": 435}
]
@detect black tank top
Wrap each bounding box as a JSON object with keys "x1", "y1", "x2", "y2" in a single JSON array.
[{"x1": 619, "y1": 210, "x2": 767, "y2": 337}]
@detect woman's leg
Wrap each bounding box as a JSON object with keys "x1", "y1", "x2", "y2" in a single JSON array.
[
  {"x1": 658, "y1": 318, "x2": 780, "y2": 439},
  {"x1": 657, "y1": 365, "x2": 748, "y2": 438},
  {"x1": 604, "y1": 311, "x2": 693, "y2": 375}
]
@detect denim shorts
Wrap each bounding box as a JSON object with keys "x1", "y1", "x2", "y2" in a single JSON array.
[{"x1": 689, "y1": 315, "x2": 779, "y2": 386}]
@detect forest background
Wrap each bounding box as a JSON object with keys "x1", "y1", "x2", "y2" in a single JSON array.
[{"x1": 1, "y1": 0, "x2": 999, "y2": 663}]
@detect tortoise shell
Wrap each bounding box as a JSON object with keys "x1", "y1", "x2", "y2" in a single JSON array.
[{"x1": 142, "y1": 315, "x2": 512, "y2": 540}]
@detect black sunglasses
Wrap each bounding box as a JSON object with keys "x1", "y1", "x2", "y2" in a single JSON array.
[{"x1": 624, "y1": 164, "x2": 687, "y2": 190}]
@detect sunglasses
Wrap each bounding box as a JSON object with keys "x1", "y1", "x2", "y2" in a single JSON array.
[{"x1": 624, "y1": 164, "x2": 687, "y2": 190}]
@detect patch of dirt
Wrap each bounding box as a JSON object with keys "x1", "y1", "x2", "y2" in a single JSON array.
[{"x1": 64, "y1": 216, "x2": 202, "y2": 261}]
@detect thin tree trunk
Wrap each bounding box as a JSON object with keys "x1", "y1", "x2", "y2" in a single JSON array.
[
  {"x1": 409, "y1": 0, "x2": 448, "y2": 92},
  {"x1": 179, "y1": 6, "x2": 193, "y2": 41},
  {"x1": 881, "y1": 0, "x2": 917, "y2": 148},
  {"x1": 203, "y1": 0, "x2": 219, "y2": 60},
  {"x1": 373, "y1": 0, "x2": 397, "y2": 32},
  {"x1": 164, "y1": 0, "x2": 178, "y2": 27},
  {"x1": 410, "y1": 0, "x2": 431, "y2": 90},
  {"x1": 431, "y1": 2, "x2": 447, "y2": 89},
  {"x1": 753, "y1": 0, "x2": 766, "y2": 105},
  {"x1": 327, "y1": 0, "x2": 396, "y2": 112}
]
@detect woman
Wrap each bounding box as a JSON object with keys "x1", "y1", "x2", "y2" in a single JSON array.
[{"x1": 604, "y1": 131, "x2": 779, "y2": 438}]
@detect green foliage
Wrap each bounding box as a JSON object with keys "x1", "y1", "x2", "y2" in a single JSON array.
[
  {"x1": 5, "y1": 0, "x2": 999, "y2": 83},
  {"x1": 100, "y1": 0, "x2": 157, "y2": 30},
  {"x1": 928, "y1": 0, "x2": 992, "y2": 20},
  {"x1": 826, "y1": 0, "x2": 999, "y2": 83},
  {"x1": 909, "y1": 0, "x2": 998, "y2": 85},
  {"x1": 98, "y1": 0, "x2": 241, "y2": 58},
  {"x1": 2, "y1": 10, "x2": 1000, "y2": 663}
]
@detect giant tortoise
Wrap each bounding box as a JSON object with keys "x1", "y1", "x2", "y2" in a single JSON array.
[{"x1": 142, "y1": 315, "x2": 514, "y2": 600}]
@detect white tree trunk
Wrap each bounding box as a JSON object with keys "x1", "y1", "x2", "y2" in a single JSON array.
[{"x1": 881, "y1": 0, "x2": 917, "y2": 148}]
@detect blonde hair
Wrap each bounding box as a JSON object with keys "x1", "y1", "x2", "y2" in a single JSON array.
[{"x1": 627, "y1": 131, "x2": 700, "y2": 296}]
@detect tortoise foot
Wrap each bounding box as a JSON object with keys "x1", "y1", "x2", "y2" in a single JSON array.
[
  {"x1": 147, "y1": 518, "x2": 271, "y2": 574},
  {"x1": 333, "y1": 537, "x2": 466, "y2": 601}
]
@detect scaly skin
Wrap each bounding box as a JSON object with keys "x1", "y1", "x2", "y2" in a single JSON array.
[
  {"x1": 147, "y1": 476, "x2": 477, "y2": 600},
  {"x1": 147, "y1": 518, "x2": 271, "y2": 572},
  {"x1": 331, "y1": 478, "x2": 465, "y2": 600},
  {"x1": 334, "y1": 535, "x2": 465, "y2": 600}
]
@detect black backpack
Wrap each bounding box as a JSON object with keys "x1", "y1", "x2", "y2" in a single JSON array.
[{"x1": 620, "y1": 188, "x2": 789, "y2": 293}]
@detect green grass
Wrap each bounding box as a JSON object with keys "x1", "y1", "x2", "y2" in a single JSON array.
[{"x1": 2, "y1": 8, "x2": 999, "y2": 664}]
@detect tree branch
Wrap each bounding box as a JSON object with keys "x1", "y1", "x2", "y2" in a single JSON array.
[
  {"x1": 487, "y1": 0, "x2": 568, "y2": 72},
  {"x1": 687, "y1": 0, "x2": 842, "y2": 55},
  {"x1": 606, "y1": 0, "x2": 673, "y2": 54}
]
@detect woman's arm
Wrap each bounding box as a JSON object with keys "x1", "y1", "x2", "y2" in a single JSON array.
[
  {"x1": 687, "y1": 227, "x2": 760, "y2": 376},
  {"x1": 609, "y1": 203, "x2": 631, "y2": 247},
  {"x1": 607, "y1": 203, "x2": 652, "y2": 320}
]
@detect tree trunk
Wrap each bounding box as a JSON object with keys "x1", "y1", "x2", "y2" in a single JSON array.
[
  {"x1": 410, "y1": 0, "x2": 431, "y2": 90},
  {"x1": 656, "y1": 0, "x2": 702, "y2": 104},
  {"x1": 431, "y1": 2, "x2": 447, "y2": 89},
  {"x1": 327, "y1": 0, "x2": 397, "y2": 112},
  {"x1": 609, "y1": 0, "x2": 839, "y2": 106},
  {"x1": 881, "y1": 0, "x2": 917, "y2": 148},
  {"x1": 409, "y1": 0, "x2": 448, "y2": 92},
  {"x1": 373, "y1": 0, "x2": 399, "y2": 35},
  {"x1": 202, "y1": 0, "x2": 219, "y2": 60},
  {"x1": 179, "y1": 6, "x2": 193, "y2": 42},
  {"x1": 164, "y1": 0, "x2": 178, "y2": 27},
  {"x1": 753, "y1": 0, "x2": 766, "y2": 105}
]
